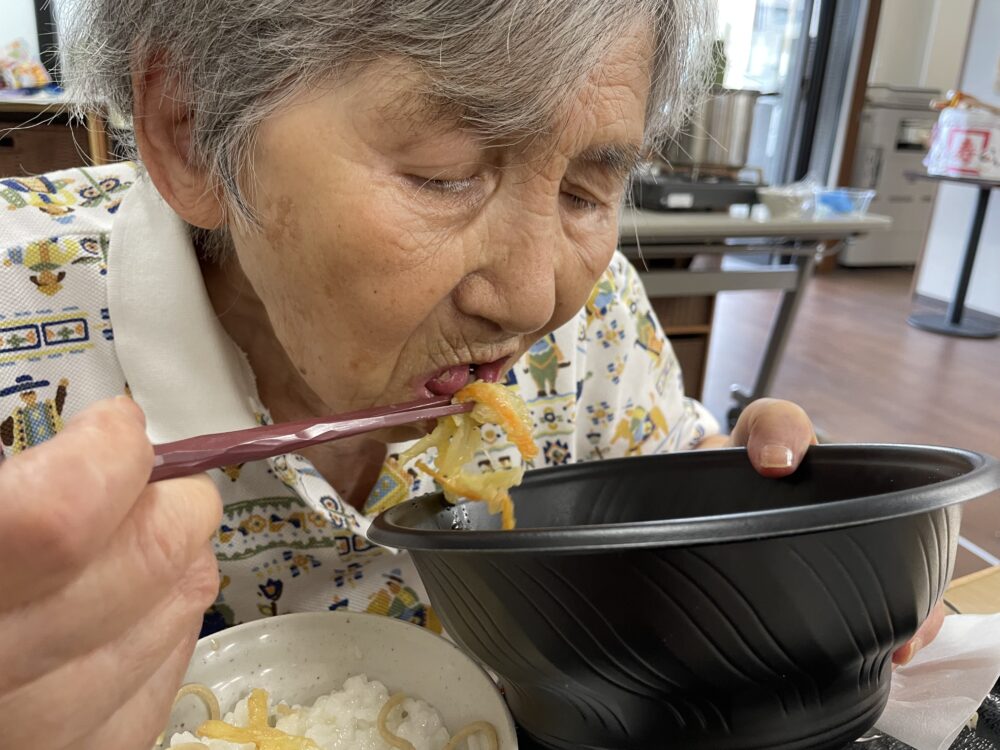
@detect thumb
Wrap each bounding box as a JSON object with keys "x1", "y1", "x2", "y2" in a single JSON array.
[{"x1": 730, "y1": 399, "x2": 817, "y2": 478}]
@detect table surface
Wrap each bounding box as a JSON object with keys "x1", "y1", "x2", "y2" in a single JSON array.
[
  {"x1": 904, "y1": 170, "x2": 1000, "y2": 190},
  {"x1": 0, "y1": 91, "x2": 73, "y2": 114},
  {"x1": 945, "y1": 566, "x2": 1000, "y2": 615},
  {"x1": 619, "y1": 207, "x2": 893, "y2": 243}
]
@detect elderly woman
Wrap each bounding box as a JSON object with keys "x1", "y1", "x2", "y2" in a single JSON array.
[{"x1": 0, "y1": 1, "x2": 943, "y2": 747}]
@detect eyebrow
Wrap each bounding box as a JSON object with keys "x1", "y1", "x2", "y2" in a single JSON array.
[
  {"x1": 576, "y1": 143, "x2": 644, "y2": 178},
  {"x1": 375, "y1": 87, "x2": 467, "y2": 138}
]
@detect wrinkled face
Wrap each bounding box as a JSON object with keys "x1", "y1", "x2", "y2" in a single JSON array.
[{"x1": 230, "y1": 32, "x2": 651, "y2": 414}]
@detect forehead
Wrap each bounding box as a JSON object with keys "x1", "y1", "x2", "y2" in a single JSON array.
[
  {"x1": 365, "y1": 27, "x2": 653, "y2": 145},
  {"x1": 559, "y1": 31, "x2": 653, "y2": 141}
]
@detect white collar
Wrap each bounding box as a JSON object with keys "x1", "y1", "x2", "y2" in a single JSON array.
[
  {"x1": 106, "y1": 177, "x2": 389, "y2": 543},
  {"x1": 107, "y1": 176, "x2": 262, "y2": 443}
]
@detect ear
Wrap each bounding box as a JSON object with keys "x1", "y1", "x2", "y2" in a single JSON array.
[{"x1": 131, "y1": 64, "x2": 226, "y2": 230}]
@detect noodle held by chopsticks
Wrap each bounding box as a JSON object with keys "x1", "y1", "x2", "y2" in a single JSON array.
[{"x1": 376, "y1": 381, "x2": 536, "y2": 529}]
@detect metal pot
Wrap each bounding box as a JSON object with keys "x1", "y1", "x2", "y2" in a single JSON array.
[{"x1": 663, "y1": 87, "x2": 763, "y2": 170}]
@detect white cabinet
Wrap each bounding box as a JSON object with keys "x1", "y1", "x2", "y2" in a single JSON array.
[{"x1": 840, "y1": 86, "x2": 940, "y2": 266}]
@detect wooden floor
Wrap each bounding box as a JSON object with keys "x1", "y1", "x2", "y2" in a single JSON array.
[{"x1": 702, "y1": 267, "x2": 1000, "y2": 579}]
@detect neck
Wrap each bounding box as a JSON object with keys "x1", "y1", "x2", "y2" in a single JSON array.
[{"x1": 199, "y1": 251, "x2": 386, "y2": 510}]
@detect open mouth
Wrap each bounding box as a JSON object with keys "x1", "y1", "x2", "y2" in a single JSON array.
[{"x1": 424, "y1": 357, "x2": 509, "y2": 397}]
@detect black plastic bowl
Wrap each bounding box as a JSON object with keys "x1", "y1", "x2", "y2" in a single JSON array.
[{"x1": 370, "y1": 445, "x2": 1000, "y2": 750}]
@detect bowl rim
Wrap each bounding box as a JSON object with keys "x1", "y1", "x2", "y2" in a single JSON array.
[{"x1": 369, "y1": 444, "x2": 1000, "y2": 553}]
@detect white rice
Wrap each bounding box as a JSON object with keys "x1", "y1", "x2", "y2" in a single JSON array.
[{"x1": 168, "y1": 674, "x2": 451, "y2": 750}]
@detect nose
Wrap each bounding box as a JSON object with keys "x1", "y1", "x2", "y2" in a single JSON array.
[{"x1": 453, "y1": 210, "x2": 560, "y2": 336}]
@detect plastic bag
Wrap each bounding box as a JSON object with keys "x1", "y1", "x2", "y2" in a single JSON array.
[
  {"x1": 0, "y1": 39, "x2": 52, "y2": 91},
  {"x1": 925, "y1": 91, "x2": 1000, "y2": 180}
]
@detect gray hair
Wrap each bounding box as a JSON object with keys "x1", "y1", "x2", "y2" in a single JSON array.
[{"x1": 62, "y1": 0, "x2": 714, "y2": 229}]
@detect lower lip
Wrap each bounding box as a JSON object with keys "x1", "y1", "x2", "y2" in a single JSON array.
[
  {"x1": 474, "y1": 358, "x2": 508, "y2": 384},
  {"x1": 424, "y1": 365, "x2": 473, "y2": 396},
  {"x1": 422, "y1": 357, "x2": 509, "y2": 397}
]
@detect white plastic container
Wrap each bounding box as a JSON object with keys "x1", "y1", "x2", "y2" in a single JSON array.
[
  {"x1": 925, "y1": 107, "x2": 1000, "y2": 180},
  {"x1": 756, "y1": 185, "x2": 815, "y2": 219}
]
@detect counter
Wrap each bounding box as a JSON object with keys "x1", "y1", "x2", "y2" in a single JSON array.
[
  {"x1": 620, "y1": 207, "x2": 892, "y2": 245},
  {"x1": 0, "y1": 90, "x2": 111, "y2": 171},
  {"x1": 617, "y1": 208, "x2": 892, "y2": 426}
]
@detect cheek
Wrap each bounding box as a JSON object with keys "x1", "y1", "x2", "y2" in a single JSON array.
[
  {"x1": 234, "y1": 187, "x2": 471, "y2": 379},
  {"x1": 553, "y1": 220, "x2": 618, "y2": 323}
]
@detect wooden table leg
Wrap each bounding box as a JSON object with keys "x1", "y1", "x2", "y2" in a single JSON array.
[{"x1": 85, "y1": 112, "x2": 110, "y2": 165}]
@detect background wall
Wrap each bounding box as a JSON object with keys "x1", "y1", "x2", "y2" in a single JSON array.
[
  {"x1": 868, "y1": 0, "x2": 976, "y2": 93},
  {"x1": 2, "y1": 0, "x2": 40, "y2": 59},
  {"x1": 921, "y1": 0, "x2": 979, "y2": 93},
  {"x1": 915, "y1": 0, "x2": 1000, "y2": 318},
  {"x1": 868, "y1": 0, "x2": 936, "y2": 87}
]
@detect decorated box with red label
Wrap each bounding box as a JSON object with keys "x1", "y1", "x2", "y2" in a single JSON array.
[{"x1": 925, "y1": 92, "x2": 1000, "y2": 180}]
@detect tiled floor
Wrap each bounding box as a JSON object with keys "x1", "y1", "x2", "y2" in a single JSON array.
[{"x1": 701, "y1": 266, "x2": 1000, "y2": 579}]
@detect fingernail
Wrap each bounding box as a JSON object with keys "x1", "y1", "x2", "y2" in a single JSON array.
[
  {"x1": 114, "y1": 395, "x2": 146, "y2": 427},
  {"x1": 896, "y1": 637, "x2": 922, "y2": 666},
  {"x1": 760, "y1": 444, "x2": 793, "y2": 469}
]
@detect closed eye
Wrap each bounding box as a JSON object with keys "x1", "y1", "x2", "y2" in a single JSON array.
[
  {"x1": 413, "y1": 176, "x2": 479, "y2": 193},
  {"x1": 561, "y1": 191, "x2": 599, "y2": 211}
]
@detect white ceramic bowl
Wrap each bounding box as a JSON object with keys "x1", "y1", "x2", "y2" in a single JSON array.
[{"x1": 160, "y1": 611, "x2": 518, "y2": 748}]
